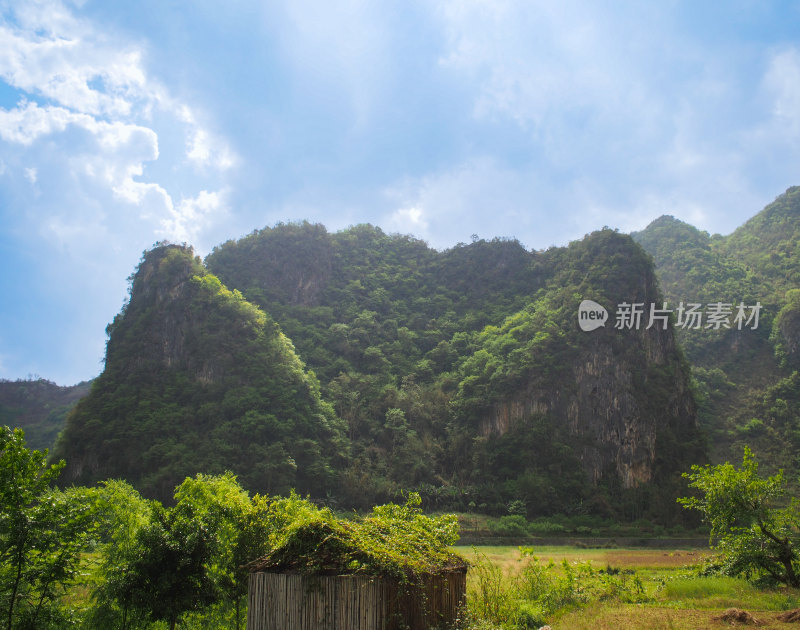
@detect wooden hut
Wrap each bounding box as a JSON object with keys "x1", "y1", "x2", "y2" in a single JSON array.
[{"x1": 245, "y1": 499, "x2": 467, "y2": 630}]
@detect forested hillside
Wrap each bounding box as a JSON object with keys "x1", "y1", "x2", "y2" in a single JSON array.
[
  {"x1": 16, "y1": 187, "x2": 797, "y2": 523},
  {"x1": 53, "y1": 245, "x2": 346, "y2": 501},
  {"x1": 47, "y1": 224, "x2": 702, "y2": 522},
  {"x1": 633, "y1": 186, "x2": 800, "y2": 482},
  {"x1": 0, "y1": 378, "x2": 90, "y2": 451}
]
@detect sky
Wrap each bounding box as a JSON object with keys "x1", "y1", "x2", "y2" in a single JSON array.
[{"x1": 1, "y1": 0, "x2": 799, "y2": 385}]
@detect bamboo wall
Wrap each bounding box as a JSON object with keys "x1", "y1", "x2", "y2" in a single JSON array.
[{"x1": 246, "y1": 571, "x2": 466, "y2": 630}]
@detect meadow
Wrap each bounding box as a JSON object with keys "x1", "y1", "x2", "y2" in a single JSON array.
[{"x1": 455, "y1": 545, "x2": 800, "y2": 630}]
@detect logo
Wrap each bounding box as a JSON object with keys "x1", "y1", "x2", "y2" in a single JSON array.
[
  {"x1": 578, "y1": 300, "x2": 608, "y2": 331},
  {"x1": 577, "y1": 299, "x2": 761, "y2": 332}
]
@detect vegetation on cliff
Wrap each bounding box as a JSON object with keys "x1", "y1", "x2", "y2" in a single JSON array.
[
  {"x1": 53, "y1": 244, "x2": 346, "y2": 501},
  {"x1": 633, "y1": 186, "x2": 800, "y2": 485},
  {"x1": 47, "y1": 222, "x2": 704, "y2": 521},
  {"x1": 0, "y1": 379, "x2": 90, "y2": 451}
]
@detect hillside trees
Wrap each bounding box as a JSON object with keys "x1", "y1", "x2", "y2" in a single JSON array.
[
  {"x1": 54, "y1": 245, "x2": 346, "y2": 502},
  {"x1": 51, "y1": 224, "x2": 705, "y2": 520},
  {"x1": 0, "y1": 426, "x2": 98, "y2": 630},
  {"x1": 634, "y1": 187, "x2": 800, "y2": 483}
]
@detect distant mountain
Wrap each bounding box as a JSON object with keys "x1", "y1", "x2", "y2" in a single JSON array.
[
  {"x1": 633, "y1": 186, "x2": 800, "y2": 481},
  {"x1": 0, "y1": 378, "x2": 90, "y2": 451}
]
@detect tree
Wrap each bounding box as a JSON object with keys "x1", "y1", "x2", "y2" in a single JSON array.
[
  {"x1": 86, "y1": 480, "x2": 153, "y2": 629},
  {"x1": 678, "y1": 446, "x2": 800, "y2": 586},
  {"x1": 0, "y1": 426, "x2": 98, "y2": 629},
  {"x1": 173, "y1": 473, "x2": 264, "y2": 630},
  {"x1": 118, "y1": 502, "x2": 217, "y2": 630},
  {"x1": 91, "y1": 473, "x2": 271, "y2": 630}
]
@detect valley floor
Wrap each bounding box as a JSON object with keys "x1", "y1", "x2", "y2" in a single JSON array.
[{"x1": 456, "y1": 545, "x2": 800, "y2": 630}]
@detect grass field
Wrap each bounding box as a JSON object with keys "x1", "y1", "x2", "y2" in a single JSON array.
[{"x1": 454, "y1": 545, "x2": 800, "y2": 630}]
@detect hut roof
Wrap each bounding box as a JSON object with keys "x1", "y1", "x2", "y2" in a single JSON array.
[{"x1": 246, "y1": 494, "x2": 466, "y2": 579}]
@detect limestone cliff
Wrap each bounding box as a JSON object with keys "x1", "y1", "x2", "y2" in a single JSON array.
[
  {"x1": 54, "y1": 244, "x2": 345, "y2": 501},
  {"x1": 456, "y1": 230, "x2": 702, "y2": 497}
]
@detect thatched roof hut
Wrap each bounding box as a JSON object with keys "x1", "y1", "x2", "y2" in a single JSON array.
[{"x1": 245, "y1": 495, "x2": 467, "y2": 630}]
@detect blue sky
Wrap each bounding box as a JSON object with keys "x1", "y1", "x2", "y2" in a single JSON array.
[{"x1": 1, "y1": 0, "x2": 799, "y2": 385}]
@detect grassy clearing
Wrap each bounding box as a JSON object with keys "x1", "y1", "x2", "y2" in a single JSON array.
[
  {"x1": 457, "y1": 545, "x2": 800, "y2": 630},
  {"x1": 553, "y1": 604, "x2": 800, "y2": 630}
]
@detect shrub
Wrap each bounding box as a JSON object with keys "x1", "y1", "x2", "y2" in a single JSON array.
[
  {"x1": 488, "y1": 515, "x2": 529, "y2": 537},
  {"x1": 527, "y1": 520, "x2": 566, "y2": 536}
]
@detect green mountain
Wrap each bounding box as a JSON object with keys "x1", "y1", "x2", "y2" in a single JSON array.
[
  {"x1": 52, "y1": 227, "x2": 702, "y2": 520},
  {"x1": 0, "y1": 378, "x2": 90, "y2": 451},
  {"x1": 632, "y1": 186, "x2": 800, "y2": 480},
  {"x1": 25, "y1": 187, "x2": 800, "y2": 522},
  {"x1": 53, "y1": 244, "x2": 346, "y2": 501}
]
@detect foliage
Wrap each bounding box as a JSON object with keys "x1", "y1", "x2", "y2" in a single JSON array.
[
  {"x1": 634, "y1": 187, "x2": 800, "y2": 487},
  {"x1": 772, "y1": 289, "x2": 800, "y2": 369},
  {"x1": 54, "y1": 244, "x2": 346, "y2": 503},
  {"x1": 0, "y1": 426, "x2": 99, "y2": 630},
  {"x1": 85, "y1": 480, "x2": 153, "y2": 629},
  {"x1": 55, "y1": 223, "x2": 706, "y2": 523},
  {"x1": 88, "y1": 472, "x2": 271, "y2": 630},
  {"x1": 464, "y1": 547, "x2": 647, "y2": 629},
  {"x1": 0, "y1": 379, "x2": 90, "y2": 452},
  {"x1": 252, "y1": 492, "x2": 463, "y2": 580},
  {"x1": 678, "y1": 446, "x2": 800, "y2": 586}
]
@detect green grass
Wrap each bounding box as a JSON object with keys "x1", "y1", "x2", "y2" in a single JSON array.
[
  {"x1": 661, "y1": 575, "x2": 800, "y2": 611},
  {"x1": 457, "y1": 545, "x2": 800, "y2": 630}
]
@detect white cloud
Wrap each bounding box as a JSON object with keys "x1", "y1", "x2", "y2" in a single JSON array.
[
  {"x1": 434, "y1": 1, "x2": 651, "y2": 135},
  {"x1": 388, "y1": 205, "x2": 428, "y2": 235},
  {"x1": 762, "y1": 47, "x2": 800, "y2": 137},
  {"x1": 186, "y1": 128, "x2": 237, "y2": 171},
  {"x1": 23, "y1": 166, "x2": 36, "y2": 184},
  {"x1": 0, "y1": 0, "x2": 237, "y2": 254},
  {"x1": 0, "y1": 99, "x2": 80, "y2": 145},
  {"x1": 159, "y1": 189, "x2": 228, "y2": 247},
  {"x1": 0, "y1": 5, "x2": 150, "y2": 118}
]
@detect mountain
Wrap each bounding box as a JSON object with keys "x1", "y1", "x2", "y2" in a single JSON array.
[
  {"x1": 53, "y1": 244, "x2": 346, "y2": 501},
  {"x1": 50, "y1": 227, "x2": 702, "y2": 521},
  {"x1": 210, "y1": 225, "x2": 702, "y2": 519},
  {"x1": 0, "y1": 378, "x2": 91, "y2": 451},
  {"x1": 633, "y1": 186, "x2": 800, "y2": 481},
  {"x1": 26, "y1": 187, "x2": 800, "y2": 521}
]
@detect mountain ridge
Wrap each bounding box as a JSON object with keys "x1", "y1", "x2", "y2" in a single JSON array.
[{"x1": 5, "y1": 186, "x2": 797, "y2": 520}]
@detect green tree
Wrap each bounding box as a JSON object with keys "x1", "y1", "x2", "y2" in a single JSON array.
[
  {"x1": 679, "y1": 446, "x2": 800, "y2": 586},
  {"x1": 86, "y1": 480, "x2": 153, "y2": 629},
  {"x1": 0, "y1": 426, "x2": 98, "y2": 629},
  {"x1": 173, "y1": 473, "x2": 267, "y2": 630},
  {"x1": 118, "y1": 502, "x2": 217, "y2": 630},
  {"x1": 90, "y1": 473, "x2": 272, "y2": 630}
]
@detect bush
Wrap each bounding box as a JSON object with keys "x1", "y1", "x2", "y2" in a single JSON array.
[
  {"x1": 466, "y1": 546, "x2": 649, "y2": 628},
  {"x1": 527, "y1": 520, "x2": 566, "y2": 536},
  {"x1": 488, "y1": 515, "x2": 529, "y2": 537}
]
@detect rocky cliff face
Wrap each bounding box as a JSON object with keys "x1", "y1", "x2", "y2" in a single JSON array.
[
  {"x1": 466, "y1": 230, "x2": 701, "y2": 492},
  {"x1": 481, "y1": 325, "x2": 696, "y2": 488},
  {"x1": 54, "y1": 244, "x2": 345, "y2": 501}
]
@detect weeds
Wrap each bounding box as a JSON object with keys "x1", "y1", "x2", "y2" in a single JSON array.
[{"x1": 464, "y1": 547, "x2": 650, "y2": 629}]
